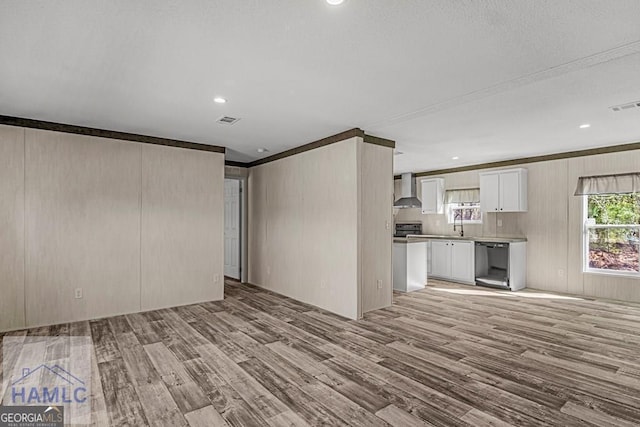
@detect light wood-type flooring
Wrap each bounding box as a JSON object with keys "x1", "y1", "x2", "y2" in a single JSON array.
[{"x1": 2, "y1": 279, "x2": 640, "y2": 426}]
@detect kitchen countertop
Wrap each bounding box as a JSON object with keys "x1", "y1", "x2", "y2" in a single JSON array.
[
  {"x1": 394, "y1": 234, "x2": 527, "y2": 243},
  {"x1": 394, "y1": 237, "x2": 425, "y2": 243}
]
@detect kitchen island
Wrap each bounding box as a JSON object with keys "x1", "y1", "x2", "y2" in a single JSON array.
[{"x1": 393, "y1": 238, "x2": 427, "y2": 292}]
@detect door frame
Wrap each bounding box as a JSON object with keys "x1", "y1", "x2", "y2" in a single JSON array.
[{"x1": 223, "y1": 176, "x2": 248, "y2": 283}]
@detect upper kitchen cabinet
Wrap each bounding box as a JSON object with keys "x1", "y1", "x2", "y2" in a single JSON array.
[
  {"x1": 420, "y1": 178, "x2": 444, "y2": 214},
  {"x1": 479, "y1": 168, "x2": 527, "y2": 212}
]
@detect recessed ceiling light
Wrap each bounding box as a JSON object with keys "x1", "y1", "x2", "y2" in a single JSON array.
[
  {"x1": 452, "y1": 156, "x2": 459, "y2": 160},
  {"x1": 213, "y1": 97, "x2": 227, "y2": 104},
  {"x1": 394, "y1": 150, "x2": 404, "y2": 156},
  {"x1": 257, "y1": 148, "x2": 269, "y2": 153},
  {"x1": 326, "y1": 0, "x2": 344, "y2": 5},
  {"x1": 579, "y1": 124, "x2": 591, "y2": 129}
]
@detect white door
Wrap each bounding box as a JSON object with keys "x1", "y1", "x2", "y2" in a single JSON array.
[
  {"x1": 450, "y1": 241, "x2": 474, "y2": 283},
  {"x1": 431, "y1": 240, "x2": 450, "y2": 278},
  {"x1": 224, "y1": 179, "x2": 241, "y2": 279}
]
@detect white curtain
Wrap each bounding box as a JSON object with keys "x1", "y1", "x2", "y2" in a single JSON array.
[
  {"x1": 445, "y1": 188, "x2": 480, "y2": 204},
  {"x1": 574, "y1": 172, "x2": 640, "y2": 196}
]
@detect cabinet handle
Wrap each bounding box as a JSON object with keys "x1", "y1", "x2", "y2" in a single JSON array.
[{"x1": 500, "y1": 208, "x2": 503, "y2": 211}]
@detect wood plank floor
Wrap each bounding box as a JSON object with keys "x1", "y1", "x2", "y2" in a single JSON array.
[{"x1": 3, "y1": 279, "x2": 640, "y2": 426}]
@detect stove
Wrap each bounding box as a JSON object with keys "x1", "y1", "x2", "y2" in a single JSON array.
[{"x1": 394, "y1": 222, "x2": 422, "y2": 238}]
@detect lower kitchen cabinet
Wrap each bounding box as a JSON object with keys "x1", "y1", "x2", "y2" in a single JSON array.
[
  {"x1": 393, "y1": 242, "x2": 427, "y2": 292},
  {"x1": 429, "y1": 240, "x2": 475, "y2": 284},
  {"x1": 431, "y1": 240, "x2": 450, "y2": 278}
]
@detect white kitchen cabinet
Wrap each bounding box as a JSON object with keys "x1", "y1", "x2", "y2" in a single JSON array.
[
  {"x1": 428, "y1": 239, "x2": 475, "y2": 285},
  {"x1": 420, "y1": 178, "x2": 444, "y2": 214},
  {"x1": 431, "y1": 240, "x2": 450, "y2": 278},
  {"x1": 479, "y1": 173, "x2": 500, "y2": 212},
  {"x1": 393, "y1": 242, "x2": 427, "y2": 292},
  {"x1": 479, "y1": 168, "x2": 527, "y2": 212},
  {"x1": 450, "y1": 241, "x2": 474, "y2": 283},
  {"x1": 426, "y1": 240, "x2": 432, "y2": 275}
]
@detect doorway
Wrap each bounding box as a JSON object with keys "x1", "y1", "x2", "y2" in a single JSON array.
[{"x1": 224, "y1": 178, "x2": 241, "y2": 280}]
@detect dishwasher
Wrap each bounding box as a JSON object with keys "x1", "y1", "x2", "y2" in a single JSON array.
[{"x1": 474, "y1": 241, "x2": 527, "y2": 291}]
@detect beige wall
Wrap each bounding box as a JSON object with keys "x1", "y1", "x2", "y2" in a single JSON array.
[
  {"x1": 0, "y1": 125, "x2": 224, "y2": 331},
  {"x1": 141, "y1": 144, "x2": 224, "y2": 311},
  {"x1": 25, "y1": 129, "x2": 142, "y2": 327},
  {"x1": 395, "y1": 149, "x2": 640, "y2": 302},
  {"x1": 359, "y1": 142, "x2": 394, "y2": 313},
  {"x1": 0, "y1": 126, "x2": 25, "y2": 331},
  {"x1": 248, "y1": 139, "x2": 360, "y2": 319},
  {"x1": 248, "y1": 137, "x2": 394, "y2": 319}
]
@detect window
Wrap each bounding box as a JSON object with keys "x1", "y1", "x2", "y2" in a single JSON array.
[
  {"x1": 584, "y1": 194, "x2": 640, "y2": 274},
  {"x1": 448, "y1": 202, "x2": 482, "y2": 224},
  {"x1": 445, "y1": 188, "x2": 481, "y2": 224}
]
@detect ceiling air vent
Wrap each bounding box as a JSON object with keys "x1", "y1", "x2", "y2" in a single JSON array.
[
  {"x1": 610, "y1": 101, "x2": 640, "y2": 112},
  {"x1": 216, "y1": 116, "x2": 240, "y2": 125}
]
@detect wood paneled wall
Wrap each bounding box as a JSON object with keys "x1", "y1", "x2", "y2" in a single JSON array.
[
  {"x1": 359, "y1": 142, "x2": 394, "y2": 313},
  {"x1": 0, "y1": 126, "x2": 25, "y2": 331},
  {"x1": 248, "y1": 139, "x2": 360, "y2": 319},
  {"x1": 141, "y1": 144, "x2": 224, "y2": 311},
  {"x1": 25, "y1": 129, "x2": 142, "y2": 327},
  {"x1": 0, "y1": 125, "x2": 224, "y2": 331},
  {"x1": 523, "y1": 160, "x2": 569, "y2": 294},
  {"x1": 248, "y1": 137, "x2": 394, "y2": 319},
  {"x1": 395, "y1": 149, "x2": 640, "y2": 303}
]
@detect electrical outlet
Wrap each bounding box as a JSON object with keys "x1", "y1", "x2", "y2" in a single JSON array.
[
  {"x1": 385, "y1": 221, "x2": 390, "y2": 230},
  {"x1": 75, "y1": 288, "x2": 83, "y2": 299},
  {"x1": 558, "y1": 269, "x2": 565, "y2": 278},
  {"x1": 214, "y1": 274, "x2": 220, "y2": 283},
  {"x1": 320, "y1": 280, "x2": 326, "y2": 289},
  {"x1": 497, "y1": 219, "x2": 503, "y2": 227},
  {"x1": 377, "y1": 279, "x2": 383, "y2": 289}
]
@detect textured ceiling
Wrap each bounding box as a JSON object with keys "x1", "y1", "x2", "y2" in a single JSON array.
[{"x1": 1, "y1": 0, "x2": 640, "y2": 172}]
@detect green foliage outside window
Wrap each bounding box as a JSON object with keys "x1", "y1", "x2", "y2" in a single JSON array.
[{"x1": 588, "y1": 193, "x2": 640, "y2": 225}]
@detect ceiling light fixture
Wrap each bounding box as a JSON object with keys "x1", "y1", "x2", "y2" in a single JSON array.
[
  {"x1": 326, "y1": 0, "x2": 344, "y2": 5},
  {"x1": 257, "y1": 148, "x2": 269, "y2": 153},
  {"x1": 452, "y1": 156, "x2": 459, "y2": 160},
  {"x1": 213, "y1": 97, "x2": 227, "y2": 104},
  {"x1": 579, "y1": 124, "x2": 591, "y2": 129}
]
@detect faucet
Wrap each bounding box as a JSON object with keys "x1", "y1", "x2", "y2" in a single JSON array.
[{"x1": 453, "y1": 210, "x2": 464, "y2": 237}]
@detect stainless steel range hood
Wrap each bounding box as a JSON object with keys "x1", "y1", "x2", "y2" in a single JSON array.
[{"x1": 394, "y1": 173, "x2": 421, "y2": 209}]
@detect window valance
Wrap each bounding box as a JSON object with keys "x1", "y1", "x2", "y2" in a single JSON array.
[
  {"x1": 574, "y1": 172, "x2": 640, "y2": 196},
  {"x1": 445, "y1": 188, "x2": 480, "y2": 204}
]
